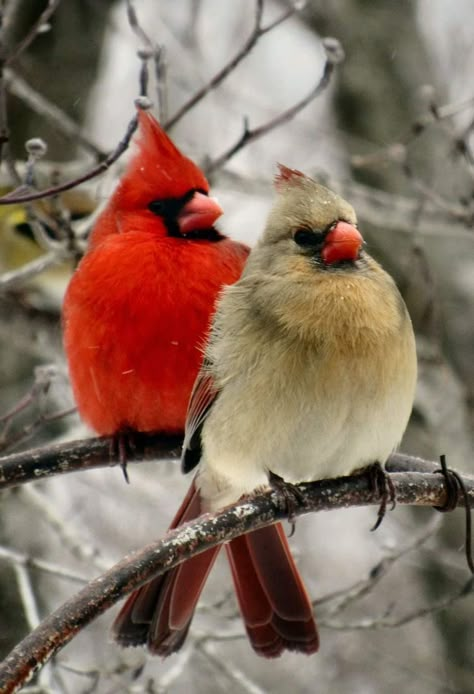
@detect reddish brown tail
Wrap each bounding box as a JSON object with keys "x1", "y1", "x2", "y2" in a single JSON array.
[
  {"x1": 226, "y1": 524, "x2": 319, "y2": 656},
  {"x1": 113, "y1": 481, "x2": 318, "y2": 657}
]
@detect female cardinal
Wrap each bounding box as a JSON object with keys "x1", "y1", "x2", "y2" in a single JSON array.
[
  {"x1": 63, "y1": 108, "x2": 248, "y2": 436},
  {"x1": 113, "y1": 165, "x2": 417, "y2": 658}
]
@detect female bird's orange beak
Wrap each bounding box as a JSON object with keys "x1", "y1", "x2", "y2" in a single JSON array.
[
  {"x1": 321, "y1": 221, "x2": 363, "y2": 265},
  {"x1": 177, "y1": 192, "x2": 223, "y2": 234}
]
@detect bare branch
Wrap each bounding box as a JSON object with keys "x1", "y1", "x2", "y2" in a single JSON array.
[
  {"x1": 164, "y1": 0, "x2": 301, "y2": 130},
  {"x1": 0, "y1": 111, "x2": 139, "y2": 205},
  {"x1": 0, "y1": 433, "x2": 182, "y2": 489},
  {"x1": 126, "y1": 0, "x2": 168, "y2": 121},
  {"x1": 316, "y1": 515, "x2": 443, "y2": 614},
  {"x1": 319, "y1": 578, "x2": 473, "y2": 631},
  {"x1": 0, "y1": 431, "x2": 464, "y2": 494},
  {"x1": 0, "y1": 470, "x2": 471, "y2": 692},
  {"x1": 0, "y1": 544, "x2": 89, "y2": 585},
  {"x1": 204, "y1": 43, "x2": 342, "y2": 176},
  {"x1": 4, "y1": 0, "x2": 63, "y2": 67},
  {"x1": 0, "y1": 249, "x2": 66, "y2": 291},
  {"x1": 3, "y1": 67, "x2": 105, "y2": 159}
]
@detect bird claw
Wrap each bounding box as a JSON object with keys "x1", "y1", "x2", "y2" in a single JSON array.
[
  {"x1": 109, "y1": 430, "x2": 139, "y2": 484},
  {"x1": 366, "y1": 462, "x2": 396, "y2": 531},
  {"x1": 268, "y1": 471, "x2": 304, "y2": 537}
]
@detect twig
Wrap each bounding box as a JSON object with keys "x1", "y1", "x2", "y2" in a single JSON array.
[
  {"x1": 164, "y1": 0, "x2": 300, "y2": 130},
  {"x1": 4, "y1": 0, "x2": 63, "y2": 67},
  {"x1": 0, "y1": 471, "x2": 470, "y2": 693},
  {"x1": 0, "y1": 109, "x2": 140, "y2": 205},
  {"x1": 0, "y1": 365, "x2": 74, "y2": 452},
  {"x1": 126, "y1": 0, "x2": 168, "y2": 122},
  {"x1": 315, "y1": 515, "x2": 443, "y2": 614},
  {"x1": 0, "y1": 544, "x2": 90, "y2": 584},
  {"x1": 204, "y1": 39, "x2": 344, "y2": 175},
  {"x1": 197, "y1": 640, "x2": 266, "y2": 694},
  {"x1": 20, "y1": 486, "x2": 109, "y2": 572},
  {"x1": 319, "y1": 577, "x2": 473, "y2": 631},
  {"x1": 0, "y1": 250, "x2": 67, "y2": 292},
  {"x1": 3, "y1": 67, "x2": 105, "y2": 159}
]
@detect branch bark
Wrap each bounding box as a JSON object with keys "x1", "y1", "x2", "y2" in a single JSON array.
[
  {"x1": 0, "y1": 433, "x2": 461, "y2": 491},
  {"x1": 0, "y1": 469, "x2": 472, "y2": 693}
]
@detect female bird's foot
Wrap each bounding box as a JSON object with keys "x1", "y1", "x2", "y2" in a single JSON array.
[
  {"x1": 268, "y1": 470, "x2": 305, "y2": 536},
  {"x1": 366, "y1": 462, "x2": 396, "y2": 531}
]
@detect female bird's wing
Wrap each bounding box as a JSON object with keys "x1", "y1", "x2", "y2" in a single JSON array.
[{"x1": 181, "y1": 359, "x2": 219, "y2": 473}]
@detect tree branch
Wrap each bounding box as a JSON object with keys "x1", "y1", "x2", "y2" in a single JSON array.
[
  {"x1": 0, "y1": 110, "x2": 139, "y2": 205},
  {"x1": 0, "y1": 469, "x2": 471, "y2": 693},
  {"x1": 0, "y1": 432, "x2": 465, "y2": 493},
  {"x1": 164, "y1": 0, "x2": 300, "y2": 130},
  {"x1": 0, "y1": 433, "x2": 182, "y2": 489},
  {"x1": 204, "y1": 39, "x2": 344, "y2": 176}
]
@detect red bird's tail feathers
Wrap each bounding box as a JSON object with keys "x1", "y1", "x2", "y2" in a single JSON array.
[{"x1": 113, "y1": 480, "x2": 319, "y2": 657}]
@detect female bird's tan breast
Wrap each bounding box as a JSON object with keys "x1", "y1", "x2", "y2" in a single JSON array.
[{"x1": 198, "y1": 260, "x2": 417, "y2": 510}]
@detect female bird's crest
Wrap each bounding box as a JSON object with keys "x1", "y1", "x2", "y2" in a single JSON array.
[
  {"x1": 274, "y1": 163, "x2": 307, "y2": 189},
  {"x1": 114, "y1": 109, "x2": 210, "y2": 210}
]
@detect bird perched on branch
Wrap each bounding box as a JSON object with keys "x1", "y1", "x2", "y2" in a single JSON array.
[
  {"x1": 113, "y1": 165, "x2": 417, "y2": 658},
  {"x1": 63, "y1": 107, "x2": 248, "y2": 437}
]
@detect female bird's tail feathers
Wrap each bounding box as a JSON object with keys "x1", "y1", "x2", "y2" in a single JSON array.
[
  {"x1": 226, "y1": 525, "x2": 319, "y2": 656},
  {"x1": 112, "y1": 480, "x2": 318, "y2": 657}
]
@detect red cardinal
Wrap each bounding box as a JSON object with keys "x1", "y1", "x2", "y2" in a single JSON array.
[{"x1": 63, "y1": 108, "x2": 248, "y2": 436}]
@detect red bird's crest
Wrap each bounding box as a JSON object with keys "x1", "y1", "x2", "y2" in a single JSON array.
[{"x1": 114, "y1": 110, "x2": 210, "y2": 211}]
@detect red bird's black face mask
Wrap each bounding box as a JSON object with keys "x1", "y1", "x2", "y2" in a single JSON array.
[{"x1": 148, "y1": 189, "x2": 224, "y2": 241}]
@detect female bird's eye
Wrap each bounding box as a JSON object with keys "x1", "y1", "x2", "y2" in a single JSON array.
[{"x1": 293, "y1": 228, "x2": 324, "y2": 247}]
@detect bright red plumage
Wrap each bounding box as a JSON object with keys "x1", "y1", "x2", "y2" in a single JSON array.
[{"x1": 63, "y1": 110, "x2": 248, "y2": 435}]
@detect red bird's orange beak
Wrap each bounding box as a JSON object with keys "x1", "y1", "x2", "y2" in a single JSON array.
[
  {"x1": 177, "y1": 192, "x2": 223, "y2": 234},
  {"x1": 321, "y1": 221, "x2": 363, "y2": 265}
]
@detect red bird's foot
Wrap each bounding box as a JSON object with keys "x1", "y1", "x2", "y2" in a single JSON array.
[
  {"x1": 366, "y1": 463, "x2": 396, "y2": 531},
  {"x1": 109, "y1": 430, "x2": 139, "y2": 484},
  {"x1": 268, "y1": 471, "x2": 305, "y2": 536}
]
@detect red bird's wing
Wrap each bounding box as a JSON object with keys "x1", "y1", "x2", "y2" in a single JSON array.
[{"x1": 181, "y1": 361, "x2": 220, "y2": 473}]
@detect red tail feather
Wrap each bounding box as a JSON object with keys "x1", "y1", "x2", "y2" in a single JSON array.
[
  {"x1": 226, "y1": 525, "x2": 319, "y2": 657},
  {"x1": 113, "y1": 481, "x2": 318, "y2": 657}
]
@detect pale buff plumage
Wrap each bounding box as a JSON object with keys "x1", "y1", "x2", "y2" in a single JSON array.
[{"x1": 195, "y1": 171, "x2": 417, "y2": 510}]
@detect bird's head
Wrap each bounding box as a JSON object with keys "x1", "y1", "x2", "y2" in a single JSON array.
[
  {"x1": 109, "y1": 109, "x2": 223, "y2": 240},
  {"x1": 257, "y1": 164, "x2": 363, "y2": 272},
  {"x1": 233, "y1": 165, "x2": 382, "y2": 342}
]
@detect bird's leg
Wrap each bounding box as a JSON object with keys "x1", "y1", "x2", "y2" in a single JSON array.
[
  {"x1": 366, "y1": 462, "x2": 396, "y2": 531},
  {"x1": 434, "y1": 455, "x2": 473, "y2": 575},
  {"x1": 268, "y1": 470, "x2": 305, "y2": 537},
  {"x1": 109, "y1": 429, "x2": 139, "y2": 484}
]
